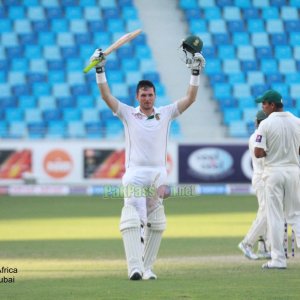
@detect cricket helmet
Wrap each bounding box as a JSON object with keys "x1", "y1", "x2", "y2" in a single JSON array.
[{"x1": 181, "y1": 35, "x2": 203, "y2": 54}]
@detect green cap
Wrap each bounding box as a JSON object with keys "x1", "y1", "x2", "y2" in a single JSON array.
[
  {"x1": 255, "y1": 90, "x2": 283, "y2": 104},
  {"x1": 256, "y1": 110, "x2": 267, "y2": 121}
]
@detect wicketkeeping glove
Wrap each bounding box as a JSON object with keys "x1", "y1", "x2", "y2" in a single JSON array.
[
  {"x1": 89, "y1": 48, "x2": 106, "y2": 73},
  {"x1": 187, "y1": 53, "x2": 206, "y2": 75}
]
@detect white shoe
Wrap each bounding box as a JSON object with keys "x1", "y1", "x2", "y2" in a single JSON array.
[
  {"x1": 238, "y1": 242, "x2": 258, "y2": 260},
  {"x1": 129, "y1": 268, "x2": 142, "y2": 280},
  {"x1": 142, "y1": 269, "x2": 157, "y2": 280},
  {"x1": 262, "y1": 261, "x2": 286, "y2": 269},
  {"x1": 257, "y1": 251, "x2": 272, "y2": 260}
]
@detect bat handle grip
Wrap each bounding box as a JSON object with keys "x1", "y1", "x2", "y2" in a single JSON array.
[{"x1": 83, "y1": 59, "x2": 101, "y2": 73}]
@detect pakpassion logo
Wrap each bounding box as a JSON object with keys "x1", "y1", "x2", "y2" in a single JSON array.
[
  {"x1": 43, "y1": 149, "x2": 73, "y2": 179},
  {"x1": 188, "y1": 147, "x2": 234, "y2": 179}
]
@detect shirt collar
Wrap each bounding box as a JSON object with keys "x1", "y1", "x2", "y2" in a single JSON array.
[{"x1": 135, "y1": 106, "x2": 157, "y2": 116}]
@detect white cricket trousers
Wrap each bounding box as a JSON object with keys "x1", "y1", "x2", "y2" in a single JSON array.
[
  {"x1": 263, "y1": 166, "x2": 300, "y2": 266},
  {"x1": 122, "y1": 167, "x2": 167, "y2": 225}
]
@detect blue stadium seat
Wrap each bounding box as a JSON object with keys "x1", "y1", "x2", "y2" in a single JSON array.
[
  {"x1": 228, "y1": 120, "x2": 248, "y2": 137},
  {"x1": 143, "y1": 72, "x2": 160, "y2": 83},
  {"x1": 71, "y1": 85, "x2": 90, "y2": 96},
  {"x1": 43, "y1": 45, "x2": 61, "y2": 60},
  {"x1": 261, "y1": 7, "x2": 279, "y2": 19},
  {"x1": 223, "y1": 59, "x2": 240, "y2": 73},
  {"x1": 243, "y1": 108, "x2": 258, "y2": 122},
  {"x1": 266, "y1": 73, "x2": 283, "y2": 85},
  {"x1": 270, "y1": 0, "x2": 287, "y2": 6},
  {"x1": 75, "y1": 33, "x2": 92, "y2": 45},
  {"x1": 0, "y1": 20, "x2": 12, "y2": 32},
  {"x1": 232, "y1": 32, "x2": 250, "y2": 45},
  {"x1": 238, "y1": 97, "x2": 255, "y2": 109},
  {"x1": 70, "y1": 20, "x2": 87, "y2": 33},
  {"x1": 57, "y1": 97, "x2": 76, "y2": 109},
  {"x1": 27, "y1": 7, "x2": 45, "y2": 20},
  {"x1": 204, "y1": 7, "x2": 221, "y2": 19},
  {"x1": 93, "y1": 32, "x2": 111, "y2": 46},
  {"x1": 19, "y1": 33, "x2": 37, "y2": 45},
  {"x1": 223, "y1": 108, "x2": 241, "y2": 125},
  {"x1": 209, "y1": 20, "x2": 227, "y2": 33},
  {"x1": 27, "y1": 72, "x2": 47, "y2": 84},
  {"x1": 243, "y1": 7, "x2": 259, "y2": 19},
  {"x1": 12, "y1": 84, "x2": 31, "y2": 96},
  {"x1": 51, "y1": 19, "x2": 68, "y2": 32},
  {"x1": 218, "y1": 45, "x2": 235, "y2": 59},
  {"x1": 47, "y1": 121, "x2": 66, "y2": 139},
  {"x1": 227, "y1": 20, "x2": 245, "y2": 32},
  {"x1": 27, "y1": 121, "x2": 47, "y2": 138},
  {"x1": 247, "y1": 71, "x2": 265, "y2": 85},
  {"x1": 214, "y1": 83, "x2": 231, "y2": 99},
  {"x1": 6, "y1": 46, "x2": 23, "y2": 59},
  {"x1": 65, "y1": 6, "x2": 82, "y2": 19},
  {"x1": 184, "y1": 8, "x2": 201, "y2": 20},
  {"x1": 0, "y1": 121, "x2": 8, "y2": 138},
  {"x1": 233, "y1": 84, "x2": 251, "y2": 98},
  {"x1": 48, "y1": 71, "x2": 65, "y2": 83},
  {"x1": 88, "y1": 20, "x2": 105, "y2": 32},
  {"x1": 32, "y1": 20, "x2": 49, "y2": 32},
  {"x1": 85, "y1": 121, "x2": 104, "y2": 139},
  {"x1": 274, "y1": 46, "x2": 292, "y2": 59},
  {"x1": 205, "y1": 59, "x2": 222, "y2": 75},
  {"x1": 122, "y1": 58, "x2": 139, "y2": 71},
  {"x1": 0, "y1": 97, "x2": 17, "y2": 109},
  {"x1": 117, "y1": 45, "x2": 135, "y2": 58},
  {"x1": 179, "y1": 0, "x2": 198, "y2": 9},
  {"x1": 8, "y1": 6, "x2": 25, "y2": 19},
  {"x1": 270, "y1": 33, "x2": 288, "y2": 45},
  {"x1": 25, "y1": 45, "x2": 42, "y2": 58},
  {"x1": 285, "y1": 20, "x2": 300, "y2": 32},
  {"x1": 106, "y1": 71, "x2": 124, "y2": 83},
  {"x1": 25, "y1": 109, "x2": 42, "y2": 122},
  {"x1": 241, "y1": 60, "x2": 258, "y2": 71},
  {"x1": 202, "y1": 46, "x2": 216, "y2": 58},
  {"x1": 77, "y1": 96, "x2": 94, "y2": 108},
  {"x1": 30, "y1": 59, "x2": 47, "y2": 72},
  {"x1": 261, "y1": 59, "x2": 278, "y2": 74},
  {"x1": 213, "y1": 33, "x2": 230, "y2": 45},
  {"x1": 46, "y1": 7, "x2": 64, "y2": 19},
  {"x1": 237, "y1": 45, "x2": 255, "y2": 60},
  {"x1": 32, "y1": 83, "x2": 50, "y2": 96},
  {"x1": 67, "y1": 121, "x2": 86, "y2": 138},
  {"x1": 266, "y1": 20, "x2": 284, "y2": 34},
  {"x1": 285, "y1": 73, "x2": 300, "y2": 84},
  {"x1": 247, "y1": 19, "x2": 265, "y2": 32},
  {"x1": 0, "y1": 84, "x2": 11, "y2": 97},
  {"x1": 271, "y1": 83, "x2": 288, "y2": 98},
  {"x1": 18, "y1": 96, "x2": 36, "y2": 109},
  {"x1": 228, "y1": 73, "x2": 245, "y2": 84},
  {"x1": 290, "y1": 33, "x2": 300, "y2": 46},
  {"x1": 8, "y1": 72, "x2": 26, "y2": 84},
  {"x1": 223, "y1": 7, "x2": 241, "y2": 20},
  {"x1": 61, "y1": 46, "x2": 78, "y2": 58},
  {"x1": 281, "y1": 7, "x2": 298, "y2": 20},
  {"x1": 256, "y1": 47, "x2": 273, "y2": 59},
  {"x1": 218, "y1": 97, "x2": 238, "y2": 111},
  {"x1": 38, "y1": 32, "x2": 55, "y2": 46},
  {"x1": 251, "y1": 33, "x2": 269, "y2": 47},
  {"x1": 251, "y1": 84, "x2": 269, "y2": 97},
  {"x1": 198, "y1": 0, "x2": 217, "y2": 7},
  {"x1": 62, "y1": 108, "x2": 81, "y2": 121},
  {"x1": 52, "y1": 84, "x2": 70, "y2": 97},
  {"x1": 279, "y1": 59, "x2": 296, "y2": 74},
  {"x1": 5, "y1": 108, "x2": 24, "y2": 121},
  {"x1": 67, "y1": 72, "x2": 85, "y2": 84},
  {"x1": 9, "y1": 121, "x2": 27, "y2": 138},
  {"x1": 42, "y1": 109, "x2": 61, "y2": 123}
]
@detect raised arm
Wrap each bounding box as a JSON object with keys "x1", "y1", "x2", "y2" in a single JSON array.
[
  {"x1": 90, "y1": 49, "x2": 119, "y2": 113},
  {"x1": 177, "y1": 53, "x2": 206, "y2": 114}
]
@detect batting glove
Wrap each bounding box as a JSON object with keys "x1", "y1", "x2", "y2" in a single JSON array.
[
  {"x1": 187, "y1": 53, "x2": 206, "y2": 75},
  {"x1": 89, "y1": 48, "x2": 106, "y2": 73}
]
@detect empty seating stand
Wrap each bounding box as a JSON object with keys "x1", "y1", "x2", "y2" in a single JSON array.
[
  {"x1": 180, "y1": 0, "x2": 300, "y2": 138},
  {"x1": 0, "y1": 0, "x2": 179, "y2": 139}
]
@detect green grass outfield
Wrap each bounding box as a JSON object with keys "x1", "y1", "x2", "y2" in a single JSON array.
[{"x1": 0, "y1": 195, "x2": 299, "y2": 300}]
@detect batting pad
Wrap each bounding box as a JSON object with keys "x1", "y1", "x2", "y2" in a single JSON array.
[
  {"x1": 143, "y1": 205, "x2": 166, "y2": 272},
  {"x1": 119, "y1": 205, "x2": 144, "y2": 276}
]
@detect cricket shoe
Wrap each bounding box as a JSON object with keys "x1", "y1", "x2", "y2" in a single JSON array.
[
  {"x1": 129, "y1": 268, "x2": 142, "y2": 280},
  {"x1": 257, "y1": 251, "x2": 272, "y2": 260},
  {"x1": 238, "y1": 242, "x2": 258, "y2": 260},
  {"x1": 142, "y1": 269, "x2": 157, "y2": 280},
  {"x1": 262, "y1": 261, "x2": 286, "y2": 270}
]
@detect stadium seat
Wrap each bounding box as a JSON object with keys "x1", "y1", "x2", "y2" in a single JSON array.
[
  {"x1": 67, "y1": 121, "x2": 86, "y2": 138},
  {"x1": 223, "y1": 108, "x2": 241, "y2": 125}
]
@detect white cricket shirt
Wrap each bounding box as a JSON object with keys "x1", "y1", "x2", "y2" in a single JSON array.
[
  {"x1": 115, "y1": 101, "x2": 180, "y2": 168},
  {"x1": 255, "y1": 112, "x2": 300, "y2": 168},
  {"x1": 249, "y1": 129, "x2": 265, "y2": 187}
]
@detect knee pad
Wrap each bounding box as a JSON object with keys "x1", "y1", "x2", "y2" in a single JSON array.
[
  {"x1": 120, "y1": 205, "x2": 140, "y2": 232},
  {"x1": 147, "y1": 204, "x2": 166, "y2": 231}
]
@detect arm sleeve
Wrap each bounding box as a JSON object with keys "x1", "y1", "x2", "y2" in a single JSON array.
[{"x1": 113, "y1": 101, "x2": 132, "y2": 121}]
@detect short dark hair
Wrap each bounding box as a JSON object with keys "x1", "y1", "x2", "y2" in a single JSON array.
[
  {"x1": 136, "y1": 80, "x2": 156, "y2": 94},
  {"x1": 274, "y1": 102, "x2": 283, "y2": 109}
]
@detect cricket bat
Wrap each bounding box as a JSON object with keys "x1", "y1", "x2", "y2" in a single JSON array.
[{"x1": 83, "y1": 29, "x2": 142, "y2": 73}]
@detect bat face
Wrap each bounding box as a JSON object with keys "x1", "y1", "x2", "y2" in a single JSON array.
[{"x1": 83, "y1": 29, "x2": 142, "y2": 73}]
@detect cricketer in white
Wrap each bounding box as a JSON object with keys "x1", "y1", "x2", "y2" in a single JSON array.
[
  {"x1": 90, "y1": 46, "x2": 205, "y2": 280},
  {"x1": 254, "y1": 90, "x2": 300, "y2": 269}
]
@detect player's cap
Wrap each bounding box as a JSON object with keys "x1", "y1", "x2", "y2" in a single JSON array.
[
  {"x1": 255, "y1": 90, "x2": 283, "y2": 104},
  {"x1": 256, "y1": 110, "x2": 267, "y2": 121}
]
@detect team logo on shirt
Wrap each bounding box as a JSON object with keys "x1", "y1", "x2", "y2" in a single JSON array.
[
  {"x1": 155, "y1": 113, "x2": 160, "y2": 120},
  {"x1": 132, "y1": 113, "x2": 143, "y2": 119},
  {"x1": 256, "y1": 135, "x2": 262, "y2": 142}
]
